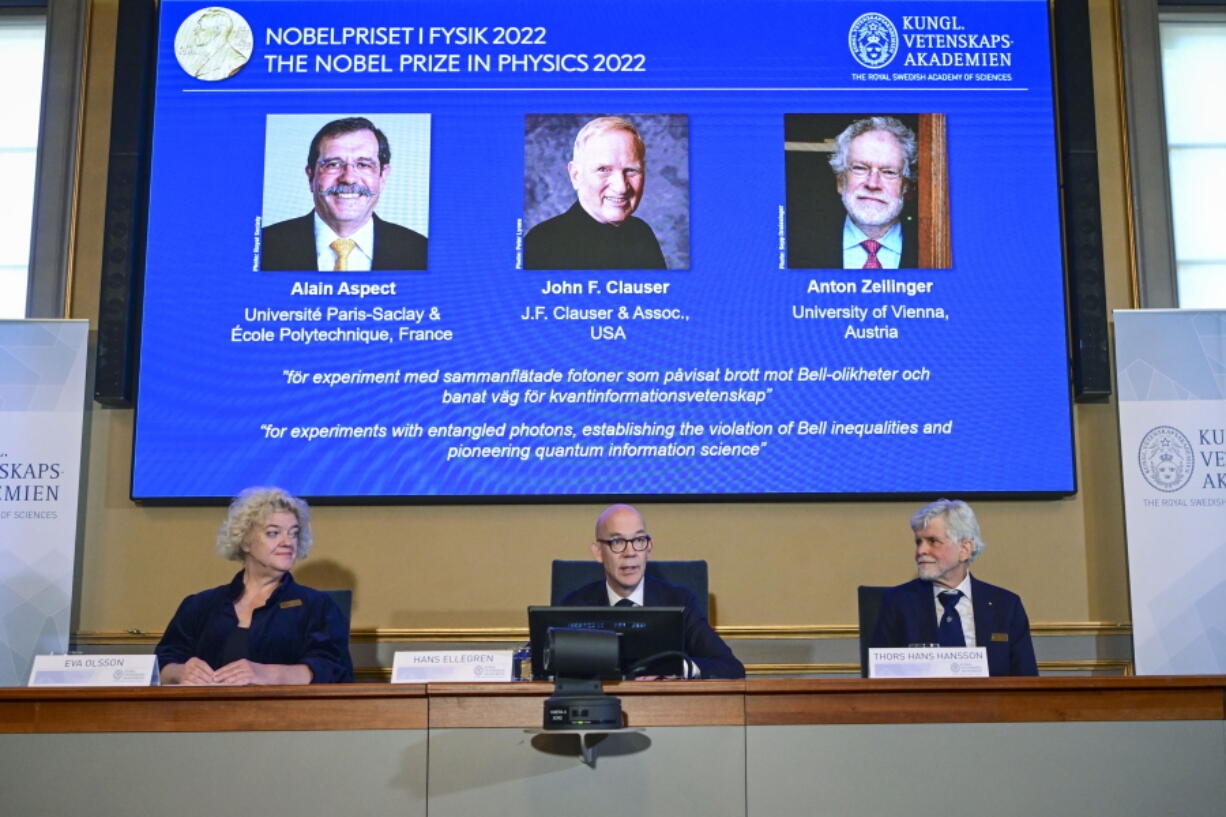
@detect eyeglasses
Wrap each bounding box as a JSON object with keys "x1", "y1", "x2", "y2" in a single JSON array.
[
  {"x1": 597, "y1": 535, "x2": 652, "y2": 553},
  {"x1": 316, "y1": 158, "x2": 380, "y2": 174},
  {"x1": 847, "y1": 163, "x2": 902, "y2": 182}
]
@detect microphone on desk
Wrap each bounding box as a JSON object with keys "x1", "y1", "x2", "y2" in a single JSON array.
[{"x1": 542, "y1": 628, "x2": 624, "y2": 730}]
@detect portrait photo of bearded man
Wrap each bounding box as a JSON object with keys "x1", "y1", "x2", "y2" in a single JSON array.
[{"x1": 785, "y1": 113, "x2": 950, "y2": 270}]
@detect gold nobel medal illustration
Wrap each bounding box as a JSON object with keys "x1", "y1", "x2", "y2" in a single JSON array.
[{"x1": 174, "y1": 7, "x2": 253, "y2": 82}]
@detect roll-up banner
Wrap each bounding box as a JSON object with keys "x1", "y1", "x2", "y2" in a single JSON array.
[
  {"x1": 1115, "y1": 309, "x2": 1226, "y2": 675},
  {"x1": 0, "y1": 320, "x2": 89, "y2": 686}
]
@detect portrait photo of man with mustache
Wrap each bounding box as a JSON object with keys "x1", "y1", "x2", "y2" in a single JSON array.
[
  {"x1": 785, "y1": 113, "x2": 949, "y2": 270},
  {"x1": 260, "y1": 116, "x2": 428, "y2": 271}
]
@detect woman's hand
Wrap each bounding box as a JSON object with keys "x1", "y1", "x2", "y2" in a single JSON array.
[
  {"x1": 213, "y1": 659, "x2": 266, "y2": 685},
  {"x1": 213, "y1": 659, "x2": 312, "y2": 685},
  {"x1": 162, "y1": 657, "x2": 216, "y2": 685}
]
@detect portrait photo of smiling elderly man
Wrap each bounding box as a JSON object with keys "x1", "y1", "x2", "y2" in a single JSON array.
[
  {"x1": 785, "y1": 113, "x2": 950, "y2": 269},
  {"x1": 260, "y1": 115, "x2": 429, "y2": 271},
  {"x1": 522, "y1": 113, "x2": 689, "y2": 270}
]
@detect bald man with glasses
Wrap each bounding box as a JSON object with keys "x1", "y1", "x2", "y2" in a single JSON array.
[{"x1": 559, "y1": 504, "x2": 745, "y2": 679}]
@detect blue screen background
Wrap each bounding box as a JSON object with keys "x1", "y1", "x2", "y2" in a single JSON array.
[{"x1": 133, "y1": 0, "x2": 1075, "y2": 500}]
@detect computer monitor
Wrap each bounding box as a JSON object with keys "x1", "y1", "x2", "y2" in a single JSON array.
[{"x1": 528, "y1": 606, "x2": 686, "y2": 680}]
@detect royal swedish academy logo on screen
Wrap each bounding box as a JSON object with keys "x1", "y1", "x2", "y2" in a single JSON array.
[
  {"x1": 1138, "y1": 425, "x2": 1194, "y2": 493},
  {"x1": 849, "y1": 13, "x2": 899, "y2": 69}
]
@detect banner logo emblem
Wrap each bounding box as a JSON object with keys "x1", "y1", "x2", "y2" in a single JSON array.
[
  {"x1": 849, "y1": 13, "x2": 899, "y2": 69},
  {"x1": 174, "y1": 7, "x2": 253, "y2": 82},
  {"x1": 1138, "y1": 425, "x2": 1194, "y2": 492}
]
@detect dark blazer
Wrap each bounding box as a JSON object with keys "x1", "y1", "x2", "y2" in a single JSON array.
[
  {"x1": 260, "y1": 213, "x2": 427, "y2": 271},
  {"x1": 155, "y1": 571, "x2": 353, "y2": 683},
  {"x1": 523, "y1": 202, "x2": 667, "y2": 270},
  {"x1": 560, "y1": 577, "x2": 745, "y2": 679},
  {"x1": 870, "y1": 576, "x2": 1038, "y2": 676},
  {"x1": 788, "y1": 217, "x2": 918, "y2": 269}
]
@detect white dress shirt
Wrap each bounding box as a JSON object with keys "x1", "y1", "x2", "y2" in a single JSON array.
[
  {"x1": 313, "y1": 213, "x2": 375, "y2": 271},
  {"x1": 931, "y1": 573, "x2": 976, "y2": 646},
  {"x1": 604, "y1": 580, "x2": 646, "y2": 607},
  {"x1": 841, "y1": 217, "x2": 903, "y2": 269}
]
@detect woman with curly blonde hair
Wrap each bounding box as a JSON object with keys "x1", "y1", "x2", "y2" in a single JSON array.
[{"x1": 156, "y1": 487, "x2": 352, "y2": 684}]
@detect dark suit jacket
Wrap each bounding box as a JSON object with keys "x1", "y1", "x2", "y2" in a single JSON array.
[
  {"x1": 260, "y1": 213, "x2": 427, "y2": 271},
  {"x1": 155, "y1": 571, "x2": 353, "y2": 683},
  {"x1": 788, "y1": 217, "x2": 918, "y2": 269},
  {"x1": 560, "y1": 578, "x2": 745, "y2": 679},
  {"x1": 870, "y1": 576, "x2": 1038, "y2": 676}
]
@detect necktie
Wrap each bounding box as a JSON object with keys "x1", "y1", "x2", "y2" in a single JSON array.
[
  {"x1": 331, "y1": 238, "x2": 356, "y2": 271},
  {"x1": 937, "y1": 590, "x2": 966, "y2": 647},
  {"x1": 614, "y1": 598, "x2": 636, "y2": 608},
  {"x1": 861, "y1": 239, "x2": 883, "y2": 269}
]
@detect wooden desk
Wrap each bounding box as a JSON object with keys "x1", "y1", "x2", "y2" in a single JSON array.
[
  {"x1": 428, "y1": 679, "x2": 745, "y2": 727},
  {"x1": 744, "y1": 675, "x2": 1226, "y2": 723},
  {"x1": 2, "y1": 678, "x2": 1223, "y2": 817},
  {"x1": 0, "y1": 682, "x2": 428, "y2": 732}
]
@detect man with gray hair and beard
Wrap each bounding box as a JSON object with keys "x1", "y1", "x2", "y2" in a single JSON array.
[
  {"x1": 790, "y1": 115, "x2": 919, "y2": 269},
  {"x1": 870, "y1": 499, "x2": 1038, "y2": 676},
  {"x1": 261, "y1": 116, "x2": 427, "y2": 271}
]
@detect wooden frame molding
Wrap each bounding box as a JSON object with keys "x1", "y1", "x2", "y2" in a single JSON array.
[{"x1": 916, "y1": 113, "x2": 951, "y2": 268}]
